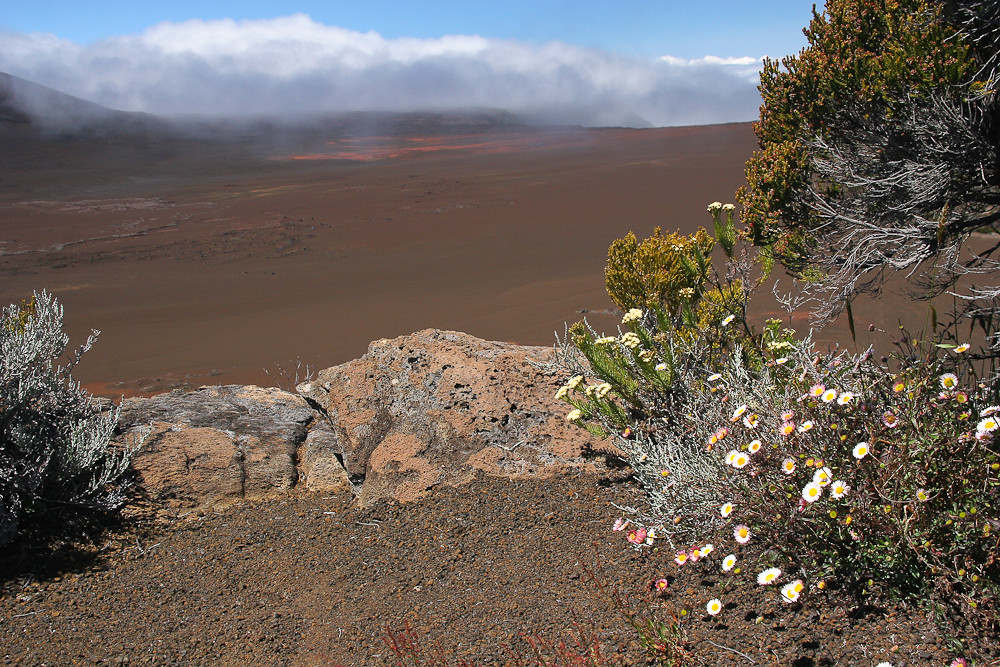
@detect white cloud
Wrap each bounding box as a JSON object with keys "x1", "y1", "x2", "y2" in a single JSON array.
[{"x1": 0, "y1": 14, "x2": 764, "y2": 127}]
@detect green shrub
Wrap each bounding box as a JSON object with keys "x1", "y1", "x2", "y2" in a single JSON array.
[
  {"x1": 0, "y1": 290, "x2": 138, "y2": 544},
  {"x1": 553, "y1": 205, "x2": 1000, "y2": 638}
]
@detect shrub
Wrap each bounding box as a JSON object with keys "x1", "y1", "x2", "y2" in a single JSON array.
[
  {"x1": 0, "y1": 290, "x2": 138, "y2": 544},
  {"x1": 553, "y1": 205, "x2": 1000, "y2": 639}
]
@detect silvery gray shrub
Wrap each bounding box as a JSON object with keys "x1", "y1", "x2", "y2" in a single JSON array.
[{"x1": 0, "y1": 290, "x2": 138, "y2": 544}]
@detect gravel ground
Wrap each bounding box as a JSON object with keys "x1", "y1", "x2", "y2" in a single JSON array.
[{"x1": 1, "y1": 472, "x2": 997, "y2": 666}]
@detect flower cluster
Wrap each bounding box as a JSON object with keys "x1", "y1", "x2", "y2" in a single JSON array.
[{"x1": 557, "y1": 202, "x2": 999, "y2": 644}]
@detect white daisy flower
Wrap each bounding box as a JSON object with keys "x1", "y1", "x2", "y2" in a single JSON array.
[{"x1": 757, "y1": 567, "x2": 781, "y2": 585}]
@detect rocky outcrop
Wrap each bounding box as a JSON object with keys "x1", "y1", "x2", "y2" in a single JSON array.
[
  {"x1": 118, "y1": 330, "x2": 610, "y2": 511},
  {"x1": 118, "y1": 384, "x2": 349, "y2": 511},
  {"x1": 297, "y1": 329, "x2": 608, "y2": 506}
]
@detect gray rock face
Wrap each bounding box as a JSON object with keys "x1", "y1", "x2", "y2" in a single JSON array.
[
  {"x1": 297, "y1": 329, "x2": 608, "y2": 506},
  {"x1": 118, "y1": 385, "x2": 326, "y2": 509}
]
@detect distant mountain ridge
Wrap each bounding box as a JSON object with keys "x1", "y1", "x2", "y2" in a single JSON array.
[
  {"x1": 0, "y1": 71, "x2": 165, "y2": 135},
  {"x1": 0, "y1": 71, "x2": 527, "y2": 140}
]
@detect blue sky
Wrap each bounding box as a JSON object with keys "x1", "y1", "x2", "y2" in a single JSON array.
[{"x1": 0, "y1": 1, "x2": 820, "y2": 126}]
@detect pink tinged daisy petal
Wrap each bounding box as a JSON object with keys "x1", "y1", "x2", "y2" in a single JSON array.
[
  {"x1": 612, "y1": 518, "x2": 629, "y2": 531},
  {"x1": 780, "y1": 422, "x2": 796, "y2": 437},
  {"x1": 801, "y1": 482, "x2": 823, "y2": 503},
  {"x1": 830, "y1": 480, "x2": 849, "y2": 499},
  {"x1": 757, "y1": 567, "x2": 781, "y2": 585},
  {"x1": 978, "y1": 417, "x2": 999, "y2": 433},
  {"x1": 981, "y1": 405, "x2": 999, "y2": 417},
  {"x1": 781, "y1": 410, "x2": 795, "y2": 421},
  {"x1": 893, "y1": 380, "x2": 906, "y2": 393},
  {"x1": 809, "y1": 384, "x2": 825, "y2": 398},
  {"x1": 722, "y1": 554, "x2": 737, "y2": 571},
  {"x1": 732, "y1": 452, "x2": 750, "y2": 469},
  {"x1": 852, "y1": 442, "x2": 869, "y2": 459},
  {"x1": 780, "y1": 579, "x2": 804, "y2": 603},
  {"x1": 627, "y1": 529, "x2": 647, "y2": 545},
  {"x1": 655, "y1": 578, "x2": 669, "y2": 592},
  {"x1": 743, "y1": 413, "x2": 760, "y2": 428},
  {"x1": 782, "y1": 458, "x2": 796, "y2": 475},
  {"x1": 706, "y1": 598, "x2": 723, "y2": 615},
  {"x1": 675, "y1": 552, "x2": 689, "y2": 566},
  {"x1": 882, "y1": 411, "x2": 899, "y2": 428},
  {"x1": 734, "y1": 524, "x2": 751, "y2": 544}
]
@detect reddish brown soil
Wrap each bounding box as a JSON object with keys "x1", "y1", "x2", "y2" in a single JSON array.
[
  {"x1": 0, "y1": 123, "x2": 760, "y2": 397},
  {"x1": 2, "y1": 472, "x2": 996, "y2": 666}
]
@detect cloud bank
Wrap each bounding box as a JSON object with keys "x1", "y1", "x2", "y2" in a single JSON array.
[{"x1": 0, "y1": 14, "x2": 765, "y2": 127}]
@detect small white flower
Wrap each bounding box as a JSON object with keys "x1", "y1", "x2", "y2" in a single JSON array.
[
  {"x1": 875, "y1": 663, "x2": 893, "y2": 667},
  {"x1": 798, "y1": 420, "x2": 814, "y2": 433},
  {"x1": 955, "y1": 343, "x2": 970, "y2": 353},
  {"x1": 706, "y1": 598, "x2": 723, "y2": 615},
  {"x1": 780, "y1": 579, "x2": 804, "y2": 603},
  {"x1": 721, "y1": 314, "x2": 736, "y2": 327},
  {"x1": 837, "y1": 391, "x2": 855, "y2": 405},
  {"x1": 721, "y1": 554, "x2": 737, "y2": 571},
  {"x1": 981, "y1": 405, "x2": 999, "y2": 417},
  {"x1": 720, "y1": 502, "x2": 734, "y2": 518},
  {"x1": 801, "y1": 482, "x2": 823, "y2": 503},
  {"x1": 655, "y1": 362, "x2": 668, "y2": 371},
  {"x1": 731, "y1": 451, "x2": 750, "y2": 469},
  {"x1": 731, "y1": 404, "x2": 748, "y2": 422},
  {"x1": 707, "y1": 373, "x2": 723, "y2": 382},
  {"x1": 978, "y1": 416, "x2": 999, "y2": 433},
  {"x1": 775, "y1": 357, "x2": 789, "y2": 365},
  {"x1": 813, "y1": 467, "x2": 833, "y2": 487},
  {"x1": 747, "y1": 439, "x2": 762, "y2": 454},
  {"x1": 699, "y1": 543, "x2": 714, "y2": 557},
  {"x1": 734, "y1": 524, "x2": 751, "y2": 544},
  {"x1": 821, "y1": 388, "x2": 838, "y2": 403},
  {"x1": 830, "y1": 480, "x2": 850, "y2": 499},
  {"x1": 852, "y1": 442, "x2": 869, "y2": 459},
  {"x1": 757, "y1": 567, "x2": 781, "y2": 585},
  {"x1": 782, "y1": 458, "x2": 796, "y2": 475},
  {"x1": 939, "y1": 373, "x2": 959, "y2": 390}
]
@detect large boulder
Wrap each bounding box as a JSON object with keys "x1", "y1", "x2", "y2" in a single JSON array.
[
  {"x1": 297, "y1": 329, "x2": 609, "y2": 506},
  {"x1": 118, "y1": 384, "x2": 349, "y2": 510}
]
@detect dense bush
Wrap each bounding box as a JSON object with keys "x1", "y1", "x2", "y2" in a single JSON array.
[
  {"x1": 553, "y1": 205, "x2": 1000, "y2": 637},
  {"x1": 738, "y1": 0, "x2": 1000, "y2": 323},
  {"x1": 0, "y1": 290, "x2": 138, "y2": 544}
]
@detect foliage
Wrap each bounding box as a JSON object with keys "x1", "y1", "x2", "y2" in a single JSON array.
[
  {"x1": 738, "y1": 0, "x2": 1000, "y2": 322},
  {"x1": 604, "y1": 225, "x2": 715, "y2": 315},
  {"x1": 552, "y1": 206, "x2": 1000, "y2": 642},
  {"x1": 0, "y1": 290, "x2": 139, "y2": 544}
]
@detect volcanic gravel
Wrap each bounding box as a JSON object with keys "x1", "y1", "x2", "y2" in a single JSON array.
[{"x1": 1, "y1": 472, "x2": 997, "y2": 666}]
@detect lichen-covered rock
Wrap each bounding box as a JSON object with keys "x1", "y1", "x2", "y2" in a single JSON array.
[
  {"x1": 118, "y1": 385, "x2": 323, "y2": 509},
  {"x1": 297, "y1": 329, "x2": 610, "y2": 506}
]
